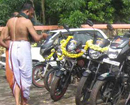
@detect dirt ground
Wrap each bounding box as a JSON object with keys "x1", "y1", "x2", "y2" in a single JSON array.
[
  {"x1": 0, "y1": 69, "x2": 77, "y2": 105},
  {"x1": 0, "y1": 69, "x2": 126, "y2": 105}
]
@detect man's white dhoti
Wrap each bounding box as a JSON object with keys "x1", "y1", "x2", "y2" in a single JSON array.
[{"x1": 8, "y1": 41, "x2": 32, "y2": 100}]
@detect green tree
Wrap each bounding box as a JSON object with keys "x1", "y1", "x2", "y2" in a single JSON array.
[
  {"x1": 0, "y1": 0, "x2": 29, "y2": 25},
  {"x1": 111, "y1": 0, "x2": 130, "y2": 23},
  {"x1": 85, "y1": 0, "x2": 114, "y2": 23},
  {"x1": 1, "y1": 0, "x2": 130, "y2": 27},
  {"x1": 45, "y1": 0, "x2": 86, "y2": 27}
]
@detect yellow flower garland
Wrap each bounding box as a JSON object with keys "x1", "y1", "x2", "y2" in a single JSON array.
[
  {"x1": 44, "y1": 37, "x2": 109, "y2": 60},
  {"x1": 61, "y1": 36, "x2": 109, "y2": 58},
  {"x1": 44, "y1": 39, "x2": 66, "y2": 60},
  {"x1": 87, "y1": 40, "x2": 109, "y2": 52},
  {"x1": 61, "y1": 36, "x2": 89, "y2": 58},
  {"x1": 57, "y1": 54, "x2": 64, "y2": 61},
  {"x1": 44, "y1": 49, "x2": 55, "y2": 60},
  {"x1": 44, "y1": 48, "x2": 64, "y2": 61}
]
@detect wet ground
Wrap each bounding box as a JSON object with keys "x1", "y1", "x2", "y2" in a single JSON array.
[{"x1": 0, "y1": 69, "x2": 125, "y2": 105}]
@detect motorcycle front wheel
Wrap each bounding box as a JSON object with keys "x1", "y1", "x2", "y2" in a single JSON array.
[
  {"x1": 44, "y1": 69, "x2": 57, "y2": 92},
  {"x1": 75, "y1": 76, "x2": 92, "y2": 105},
  {"x1": 50, "y1": 74, "x2": 70, "y2": 101},
  {"x1": 32, "y1": 63, "x2": 45, "y2": 88},
  {"x1": 90, "y1": 80, "x2": 121, "y2": 105}
]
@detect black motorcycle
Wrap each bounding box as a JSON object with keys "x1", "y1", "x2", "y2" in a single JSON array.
[
  {"x1": 50, "y1": 36, "x2": 89, "y2": 101},
  {"x1": 32, "y1": 34, "x2": 64, "y2": 88},
  {"x1": 75, "y1": 38, "x2": 110, "y2": 105},
  {"x1": 90, "y1": 33, "x2": 130, "y2": 105},
  {"x1": 50, "y1": 20, "x2": 108, "y2": 101}
]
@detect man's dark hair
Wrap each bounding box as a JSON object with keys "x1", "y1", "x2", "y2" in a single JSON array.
[
  {"x1": 21, "y1": 3, "x2": 33, "y2": 11},
  {"x1": 11, "y1": 12, "x2": 19, "y2": 17}
]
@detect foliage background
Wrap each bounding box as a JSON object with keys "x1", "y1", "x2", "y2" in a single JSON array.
[{"x1": 0, "y1": 0, "x2": 130, "y2": 27}]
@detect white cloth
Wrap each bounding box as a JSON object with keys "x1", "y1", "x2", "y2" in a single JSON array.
[{"x1": 9, "y1": 41, "x2": 32, "y2": 100}]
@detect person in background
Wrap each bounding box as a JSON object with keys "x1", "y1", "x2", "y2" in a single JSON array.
[{"x1": 0, "y1": 3, "x2": 47, "y2": 105}]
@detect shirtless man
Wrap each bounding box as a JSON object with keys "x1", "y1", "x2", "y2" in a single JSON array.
[{"x1": 0, "y1": 3, "x2": 47, "y2": 105}]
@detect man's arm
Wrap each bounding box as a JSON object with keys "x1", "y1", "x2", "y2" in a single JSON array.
[
  {"x1": 0, "y1": 26, "x2": 10, "y2": 49},
  {"x1": 26, "y1": 20, "x2": 48, "y2": 42}
]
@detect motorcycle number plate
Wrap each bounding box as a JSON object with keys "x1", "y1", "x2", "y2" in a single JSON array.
[{"x1": 103, "y1": 58, "x2": 120, "y2": 66}]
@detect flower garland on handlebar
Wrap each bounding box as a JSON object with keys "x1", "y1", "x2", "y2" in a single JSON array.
[
  {"x1": 43, "y1": 40, "x2": 65, "y2": 60},
  {"x1": 61, "y1": 36, "x2": 89, "y2": 58},
  {"x1": 44, "y1": 48, "x2": 64, "y2": 60},
  {"x1": 88, "y1": 40, "x2": 109, "y2": 52},
  {"x1": 61, "y1": 36, "x2": 109, "y2": 58},
  {"x1": 44, "y1": 49, "x2": 55, "y2": 60}
]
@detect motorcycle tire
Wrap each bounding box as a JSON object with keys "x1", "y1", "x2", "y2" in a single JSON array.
[
  {"x1": 32, "y1": 63, "x2": 45, "y2": 88},
  {"x1": 50, "y1": 75, "x2": 69, "y2": 101},
  {"x1": 44, "y1": 69, "x2": 56, "y2": 92},
  {"x1": 75, "y1": 76, "x2": 92, "y2": 105},
  {"x1": 90, "y1": 80, "x2": 121, "y2": 105}
]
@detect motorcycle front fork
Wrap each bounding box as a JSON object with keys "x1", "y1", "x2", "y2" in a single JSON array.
[{"x1": 42, "y1": 62, "x2": 49, "y2": 77}]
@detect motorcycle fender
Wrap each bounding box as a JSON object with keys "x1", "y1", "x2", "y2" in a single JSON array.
[
  {"x1": 97, "y1": 73, "x2": 115, "y2": 81},
  {"x1": 55, "y1": 70, "x2": 64, "y2": 77},
  {"x1": 83, "y1": 70, "x2": 92, "y2": 77}
]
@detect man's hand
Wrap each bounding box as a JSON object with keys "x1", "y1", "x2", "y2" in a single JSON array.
[{"x1": 42, "y1": 33, "x2": 48, "y2": 40}]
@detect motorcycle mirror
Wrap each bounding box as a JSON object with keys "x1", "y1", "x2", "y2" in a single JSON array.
[
  {"x1": 86, "y1": 20, "x2": 93, "y2": 27},
  {"x1": 63, "y1": 24, "x2": 70, "y2": 30},
  {"x1": 86, "y1": 20, "x2": 98, "y2": 43},
  {"x1": 63, "y1": 24, "x2": 72, "y2": 35}
]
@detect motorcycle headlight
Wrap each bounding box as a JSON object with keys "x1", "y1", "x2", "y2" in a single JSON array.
[
  {"x1": 108, "y1": 48, "x2": 121, "y2": 59},
  {"x1": 89, "y1": 49, "x2": 102, "y2": 59}
]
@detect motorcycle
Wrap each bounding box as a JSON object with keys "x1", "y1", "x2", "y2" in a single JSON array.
[
  {"x1": 50, "y1": 20, "x2": 109, "y2": 101},
  {"x1": 75, "y1": 38, "x2": 110, "y2": 105},
  {"x1": 50, "y1": 36, "x2": 89, "y2": 101},
  {"x1": 90, "y1": 33, "x2": 130, "y2": 105},
  {"x1": 32, "y1": 35, "x2": 64, "y2": 88}
]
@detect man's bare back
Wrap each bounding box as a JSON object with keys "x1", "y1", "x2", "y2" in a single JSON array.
[{"x1": 7, "y1": 17, "x2": 30, "y2": 41}]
